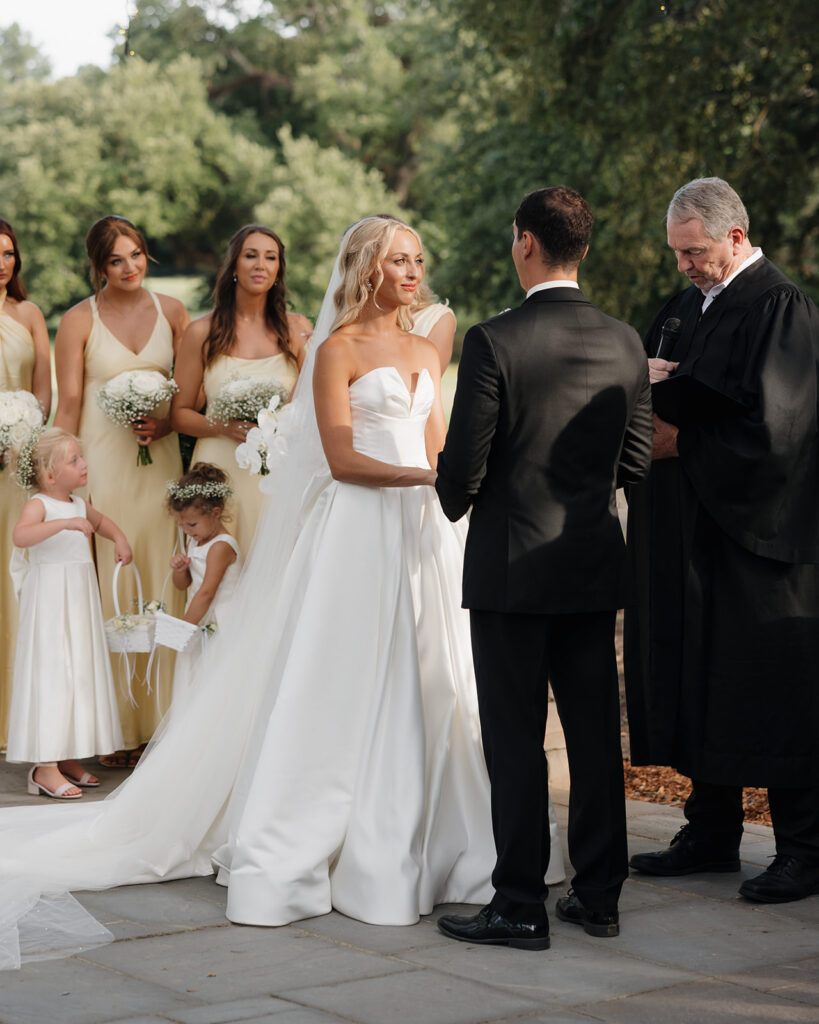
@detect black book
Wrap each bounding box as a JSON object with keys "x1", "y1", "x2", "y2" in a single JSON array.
[{"x1": 652, "y1": 373, "x2": 748, "y2": 427}]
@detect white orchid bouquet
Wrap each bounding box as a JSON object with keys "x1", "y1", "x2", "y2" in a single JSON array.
[
  {"x1": 207, "y1": 376, "x2": 291, "y2": 429},
  {"x1": 96, "y1": 370, "x2": 179, "y2": 466},
  {"x1": 234, "y1": 392, "x2": 292, "y2": 478},
  {"x1": 0, "y1": 390, "x2": 45, "y2": 473}
]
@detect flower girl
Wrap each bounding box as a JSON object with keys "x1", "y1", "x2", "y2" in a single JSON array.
[
  {"x1": 165, "y1": 463, "x2": 242, "y2": 708},
  {"x1": 7, "y1": 428, "x2": 132, "y2": 799}
]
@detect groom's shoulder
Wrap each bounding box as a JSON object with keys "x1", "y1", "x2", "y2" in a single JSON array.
[{"x1": 471, "y1": 303, "x2": 529, "y2": 337}]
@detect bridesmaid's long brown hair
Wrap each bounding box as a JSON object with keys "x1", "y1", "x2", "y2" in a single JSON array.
[
  {"x1": 0, "y1": 218, "x2": 27, "y2": 301},
  {"x1": 204, "y1": 224, "x2": 296, "y2": 370},
  {"x1": 85, "y1": 215, "x2": 152, "y2": 298}
]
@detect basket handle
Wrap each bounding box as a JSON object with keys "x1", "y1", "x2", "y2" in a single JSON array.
[{"x1": 111, "y1": 560, "x2": 144, "y2": 617}]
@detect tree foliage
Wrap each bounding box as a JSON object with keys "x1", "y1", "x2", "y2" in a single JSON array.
[
  {"x1": 433, "y1": 0, "x2": 819, "y2": 329},
  {"x1": 0, "y1": 1, "x2": 816, "y2": 332}
]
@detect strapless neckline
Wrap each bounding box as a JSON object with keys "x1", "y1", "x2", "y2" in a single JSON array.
[{"x1": 351, "y1": 366, "x2": 430, "y2": 409}]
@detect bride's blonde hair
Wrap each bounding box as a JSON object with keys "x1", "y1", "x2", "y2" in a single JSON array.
[{"x1": 330, "y1": 216, "x2": 422, "y2": 333}]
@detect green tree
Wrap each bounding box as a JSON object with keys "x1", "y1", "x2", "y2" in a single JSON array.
[
  {"x1": 0, "y1": 23, "x2": 51, "y2": 83},
  {"x1": 0, "y1": 56, "x2": 274, "y2": 314},
  {"x1": 254, "y1": 126, "x2": 405, "y2": 316},
  {"x1": 432, "y1": 0, "x2": 819, "y2": 331}
]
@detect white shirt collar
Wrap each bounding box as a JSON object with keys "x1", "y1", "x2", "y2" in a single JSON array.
[
  {"x1": 526, "y1": 280, "x2": 580, "y2": 299},
  {"x1": 700, "y1": 248, "x2": 763, "y2": 311}
]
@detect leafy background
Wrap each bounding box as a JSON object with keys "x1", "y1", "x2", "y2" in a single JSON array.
[{"x1": 1, "y1": 0, "x2": 816, "y2": 336}]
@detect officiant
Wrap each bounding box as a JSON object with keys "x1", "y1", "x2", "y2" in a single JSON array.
[{"x1": 624, "y1": 176, "x2": 819, "y2": 903}]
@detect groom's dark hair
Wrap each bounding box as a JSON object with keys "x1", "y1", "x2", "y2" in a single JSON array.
[{"x1": 514, "y1": 186, "x2": 593, "y2": 267}]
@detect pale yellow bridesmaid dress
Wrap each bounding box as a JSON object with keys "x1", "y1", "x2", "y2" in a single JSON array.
[
  {"x1": 192, "y1": 353, "x2": 298, "y2": 555},
  {"x1": 0, "y1": 293, "x2": 36, "y2": 751},
  {"x1": 78, "y1": 293, "x2": 185, "y2": 747}
]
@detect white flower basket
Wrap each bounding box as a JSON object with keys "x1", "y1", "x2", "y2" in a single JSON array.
[
  {"x1": 153, "y1": 610, "x2": 199, "y2": 653},
  {"x1": 105, "y1": 563, "x2": 155, "y2": 653}
]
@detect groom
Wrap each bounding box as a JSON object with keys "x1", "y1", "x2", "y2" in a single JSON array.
[{"x1": 435, "y1": 186, "x2": 653, "y2": 949}]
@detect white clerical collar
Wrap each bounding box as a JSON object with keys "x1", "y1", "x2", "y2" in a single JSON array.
[
  {"x1": 526, "y1": 280, "x2": 580, "y2": 299},
  {"x1": 700, "y1": 247, "x2": 763, "y2": 312}
]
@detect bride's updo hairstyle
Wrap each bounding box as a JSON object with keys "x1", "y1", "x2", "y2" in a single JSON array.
[
  {"x1": 86, "y1": 215, "x2": 151, "y2": 298},
  {"x1": 330, "y1": 216, "x2": 422, "y2": 334}
]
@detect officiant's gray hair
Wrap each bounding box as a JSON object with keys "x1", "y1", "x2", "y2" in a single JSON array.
[
  {"x1": 667, "y1": 178, "x2": 750, "y2": 240},
  {"x1": 331, "y1": 216, "x2": 422, "y2": 334}
]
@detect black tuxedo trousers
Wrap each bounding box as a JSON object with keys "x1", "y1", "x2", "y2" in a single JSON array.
[{"x1": 470, "y1": 608, "x2": 628, "y2": 921}]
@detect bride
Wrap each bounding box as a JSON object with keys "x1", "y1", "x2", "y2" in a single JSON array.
[{"x1": 0, "y1": 216, "x2": 563, "y2": 966}]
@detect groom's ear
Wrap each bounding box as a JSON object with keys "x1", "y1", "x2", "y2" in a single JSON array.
[{"x1": 520, "y1": 230, "x2": 537, "y2": 260}]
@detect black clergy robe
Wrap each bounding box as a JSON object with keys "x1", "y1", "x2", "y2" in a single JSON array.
[{"x1": 624, "y1": 257, "x2": 819, "y2": 788}]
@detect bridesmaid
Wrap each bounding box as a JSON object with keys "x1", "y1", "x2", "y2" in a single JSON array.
[
  {"x1": 0, "y1": 219, "x2": 51, "y2": 751},
  {"x1": 171, "y1": 225, "x2": 310, "y2": 554},
  {"x1": 53, "y1": 215, "x2": 189, "y2": 764},
  {"x1": 411, "y1": 287, "x2": 456, "y2": 372}
]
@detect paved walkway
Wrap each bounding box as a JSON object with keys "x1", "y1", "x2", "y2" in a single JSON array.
[{"x1": 0, "y1": 759, "x2": 817, "y2": 1024}]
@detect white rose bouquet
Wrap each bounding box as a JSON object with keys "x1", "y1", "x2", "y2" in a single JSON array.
[
  {"x1": 234, "y1": 393, "x2": 291, "y2": 478},
  {"x1": 0, "y1": 390, "x2": 45, "y2": 472},
  {"x1": 207, "y1": 376, "x2": 291, "y2": 430},
  {"x1": 96, "y1": 370, "x2": 179, "y2": 466}
]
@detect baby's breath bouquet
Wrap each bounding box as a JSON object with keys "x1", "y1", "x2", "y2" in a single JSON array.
[
  {"x1": 0, "y1": 390, "x2": 44, "y2": 472},
  {"x1": 96, "y1": 370, "x2": 179, "y2": 466},
  {"x1": 207, "y1": 376, "x2": 291, "y2": 429},
  {"x1": 234, "y1": 393, "x2": 290, "y2": 477}
]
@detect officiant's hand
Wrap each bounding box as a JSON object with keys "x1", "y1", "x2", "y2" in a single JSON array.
[
  {"x1": 652, "y1": 414, "x2": 679, "y2": 460},
  {"x1": 648, "y1": 358, "x2": 679, "y2": 383}
]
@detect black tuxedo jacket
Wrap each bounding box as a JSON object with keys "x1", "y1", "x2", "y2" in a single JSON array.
[{"x1": 436, "y1": 287, "x2": 652, "y2": 614}]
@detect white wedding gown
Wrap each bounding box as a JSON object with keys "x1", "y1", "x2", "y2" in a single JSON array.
[
  {"x1": 215, "y1": 366, "x2": 500, "y2": 924},
  {"x1": 0, "y1": 341, "x2": 564, "y2": 970}
]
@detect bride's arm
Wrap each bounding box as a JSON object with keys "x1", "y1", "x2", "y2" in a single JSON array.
[
  {"x1": 424, "y1": 355, "x2": 446, "y2": 471},
  {"x1": 314, "y1": 340, "x2": 436, "y2": 488}
]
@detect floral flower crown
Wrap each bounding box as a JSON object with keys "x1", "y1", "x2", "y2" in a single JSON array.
[
  {"x1": 166, "y1": 480, "x2": 233, "y2": 503},
  {"x1": 15, "y1": 426, "x2": 46, "y2": 490}
]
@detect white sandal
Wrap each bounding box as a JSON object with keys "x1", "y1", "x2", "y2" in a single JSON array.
[
  {"x1": 27, "y1": 766, "x2": 82, "y2": 800},
  {"x1": 61, "y1": 769, "x2": 100, "y2": 788}
]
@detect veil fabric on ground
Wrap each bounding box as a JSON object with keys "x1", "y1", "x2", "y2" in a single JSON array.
[{"x1": 0, "y1": 247, "x2": 564, "y2": 968}]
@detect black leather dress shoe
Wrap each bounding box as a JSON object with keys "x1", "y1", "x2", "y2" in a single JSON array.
[
  {"x1": 739, "y1": 854, "x2": 819, "y2": 904},
  {"x1": 555, "y1": 890, "x2": 619, "y2": 937},
  {"x1": 437, "y1": 905, "x2": 550, "y2": 950},
  {"x1": 629, "y1": 825, "x2": 740, "y2": 876}
]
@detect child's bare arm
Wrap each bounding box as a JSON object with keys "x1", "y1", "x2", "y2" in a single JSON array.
[
  {"x1": 12, "y1": 499, "x2": 93, "y2": 548},
  {"x1": 183, "y1": 541, "x2": 237, "y2": 625},
  {"x1": 170, "y1": 553, "x2": 192, "y2": 591},
  {"x1": 86, "y1": 505, "x2": 132, "y2": 564}
]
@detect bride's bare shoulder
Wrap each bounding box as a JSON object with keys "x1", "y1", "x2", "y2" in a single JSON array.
[{"x1": 315, "y1": 331, "x2": 358, "y2": 372}]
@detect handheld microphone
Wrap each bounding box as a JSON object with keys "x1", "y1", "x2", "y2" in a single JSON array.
[{"x1": 655, "y1": 317, "x2": 681, "y2": 359}]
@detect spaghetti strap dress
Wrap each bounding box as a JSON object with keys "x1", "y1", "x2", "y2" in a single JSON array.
[
  {"x1": 0, "y1": 294, "x2": 37, "y2": 750},
  {"x1": 78, "y1": 293, "x2": 184, "y2": 746},
  {"x1": 191, "y1": 353, "x2": 298, "y2": 555}
]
